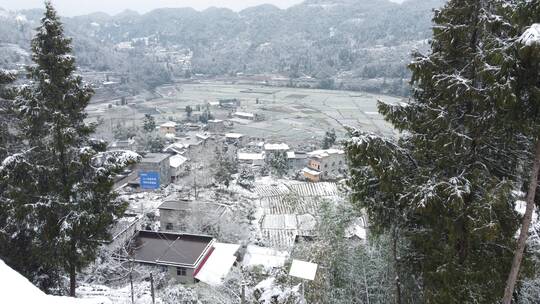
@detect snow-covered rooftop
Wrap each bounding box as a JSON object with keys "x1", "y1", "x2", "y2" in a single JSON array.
[
  {"x1": 520, "y1": 24, "x2": 540, "y2": 46},
  {"x1": 163, "y1": 143, "x2": 186, "y2": 154},
  {"x1": 238, "y1": 152, "x2": 265, "y2": 160},
  {"x1": 264, "y1": 143, "x2": 290, "y2": 151},
  {"x1": 196, "y1": 133, "x2": 211, "y2": 140},
  {"x1": 170, "y1": 155, "x2": 188, "y2": 168},
  {"x1": 225, "y1": 133, "x2": 244, "y2": 139},
  {"x1": 160, "y1": 121, "x2": 177, "y2": 128},
  {"x1": 194, "y1": 243, "x2": 240, "y2": 286},
  {"x1": 261, "y1": 214, "x2": 298, "y2": 230},
  {"x1": 307, "y1": 148, "x2": 345, "y2": 158},
  {"x1": 289, "y1": 260, "x2": 318, "y2": 281},
  {"x1": 234, "y1": 111, "x2": 255, "y2": 118},
  {"x1": 141, "y1": 153, "x2": 170, "y2": 164},
  {"x1": 302, "y1": 167, "x2": 321, "y2": 176},
  {"x1": 243, "y1": 245, "x2": 289, "y2": 269}
]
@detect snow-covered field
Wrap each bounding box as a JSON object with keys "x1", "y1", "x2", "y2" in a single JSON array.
[{"x1": 87, "y1": 82, "x2": 398, "y2": 146}]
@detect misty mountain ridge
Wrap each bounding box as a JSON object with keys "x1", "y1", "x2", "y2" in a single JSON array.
[{"x1": 0, "y1": 0, "x2": 445, "y2": 94}]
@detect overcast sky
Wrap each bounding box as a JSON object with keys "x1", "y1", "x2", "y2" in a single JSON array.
[{"x1": 0, "y1": 0, "x2": 406, "y2": 16}]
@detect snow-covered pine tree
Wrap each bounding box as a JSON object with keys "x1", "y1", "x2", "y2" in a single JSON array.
[
  {"x1": 0, "y1": 2, "x2": 139, "y2": 296},
  {"x1": 322, "y1": 129, "x2": 337, "y2": 149},
  {"x1": 142, "y1": 114, "x2": 156, "y2": 133},
  {"x1": 0, "y1": 69, "x2": 16, "y2": 160},
  {"x1": 268, "y1": 151, "x2": 289, "y2": 178},
  {"x1": 346, "y1": 0, "x2": 526, "y2": 302},
  {"x1": 237, "y1": 165, "x2": 255, "y2": 189},
  {"x1": 214, "y1": 147, "x2": 235, "y2": 188}
]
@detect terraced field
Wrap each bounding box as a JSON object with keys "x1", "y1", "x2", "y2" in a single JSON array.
[{"x1": 87, "y1": 82, "x2": 400, "y2": 146}]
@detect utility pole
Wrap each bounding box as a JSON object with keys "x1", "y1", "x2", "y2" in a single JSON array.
[
  {"x1": 193, "y1": 165, "x2": 198, "y2": 199},
  {"x1": 241, "y1": 280, "x2": 246, "y2": 304},
  {"x1": 150, "y1": 273, "x2": 155, "y2": 304},
  {"x1": 130, "y1": 272, "x2": 134, "y2": 304}
]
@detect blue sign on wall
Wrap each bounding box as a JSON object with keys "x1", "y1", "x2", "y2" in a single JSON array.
[{"x1": 140, "y1": 171, "x2": 160, "y2": 189}]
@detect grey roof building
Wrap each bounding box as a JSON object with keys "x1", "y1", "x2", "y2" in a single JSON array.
[
  {"x1": 129, "y1": 230, "x2": 215, "y2": 284},
  {"x1": 136, "y1": 153, "x2": 172, "y2": 189}
]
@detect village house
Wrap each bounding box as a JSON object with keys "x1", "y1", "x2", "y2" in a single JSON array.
[
  {"x1": 238, "y1": 152, "x2": 265, "y2": 166},
  {"x1": 225, "y1": 133, "x2": 246, "y2": 145},
  {"x1": 286, "y1": 151, "x2": 309, "y2": 171},
  {"x1": 108, "y1": 138, "x2": 136, "y2": 151},
  {"x1": 136, "y1": 153, "x2": 172, "y2": 189},
  {"x1": 128, "y1": 231, "x2": 215, "y2": 284},
  {"x1": 302, "y1": 167, "x2": 322, "y2": 182},
  {"x1": 233, "y1": 111, "x2": 255, "y2": 121},
  {"x1": 159, "y1": 121, "x2": 177, "y2": 136},
  {"x1": 302, "y1": 149, "x2": 346, "y2": 182},
  {"x1": 219, "y1": 98, "x2": 240, "y2": 109},
  {"x1": 206, "y1": 119, "x2": 226, "y2": 132},
  {"x1": 164, "y1": 132, "x2": 218, "y2": 160},
  {"x1": 263, "y1": 143, "x2": 290, "y2": 162},
  {"x1": 170, "y1": 154, "x2": 188, "y2": 182}
]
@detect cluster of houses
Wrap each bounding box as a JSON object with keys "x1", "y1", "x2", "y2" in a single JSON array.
[
  {"x1": 112, "y1": 117, "x2": 346, "y2": 190},
  {"x1": 237, "y1": 142, "x2": 346, "y2": 182}
]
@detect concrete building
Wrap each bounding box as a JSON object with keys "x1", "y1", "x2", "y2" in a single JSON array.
[
  {"x1": 303, "y1": 149, "x2": 346, "y2": 182},
  {"x1": 170, "y1": 155, "x2": 188, "y2": 182},
  {"x1": 129, "y1": 231, "x2": 215, "y2": 284},
  {"x1": 225, "y1": 133, "x2": 246, "y2": 145},
  {"x1": 233, "y1": 111, "x2": 255, "y2": 120},
  {"x1": 219, "y1": 98, "x2": 240, "y2": 108},
  {"x1": 287, "y1": 151, "x2": 309, "y2": 170},
  {"x1": 207, "y1": 119, "x2": 225, "y2": 132},
  {"x1": 137, "y1": 153, "x2": 172, "y2": 189},
  {"x1": 238, "y1": 152, "x2": 265, "y2": 166},
  {"x1": 159, "y1": 121, "x2": 177, "y2": 136},
  {"x1": 108, "y1": 138, "x2": 136, "y2": 151}
]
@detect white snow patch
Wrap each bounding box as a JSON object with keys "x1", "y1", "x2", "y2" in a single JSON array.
[
  {"x1": 15, "y1": 14, "x2": 27, "y2": 23},
  {"x1": 264, "y1": 143, "x2": 290, "y2": 151},
  {"x1": 0, "y1": 259, "x2": 109, "y2": 304},
  {"x1": 243, "y1": 245, "x2": 289, "y2": 270},
  {"x1": 515, "y1": 200, "x2": 538, "y2": 223},
  {"x1": 289, "y1": 260, "x2": 318, "y2": 281},
  {"x1": 238, "y1": 152, "x2": 264, "y2": 160},
  {"x1": 195, "y1": 243, "x2": 240, "y2": 286},
  {"x1": 169, "y1": 155, "x2": 188, "y2": 168},
  {"x1": 520, "y1": 24, "x2": 540, "y2": 46}
]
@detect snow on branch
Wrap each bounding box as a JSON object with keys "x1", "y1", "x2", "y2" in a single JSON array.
[
  {"x1": 519, "y1": 24, "x2": 540, "y2": 47},
  {"x1": 92, "y1": 150, "x2": 141, "y2": 172}
]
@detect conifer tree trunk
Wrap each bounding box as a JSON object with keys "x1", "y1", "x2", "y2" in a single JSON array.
[
  {"x1": 69, "y1": 264, "x2": 76, "y2": 297},
  {"x1": 503, "y1": 140, "x2": 540, "y2": 304},
  {"x1": 392, "y1": 227, "x2": 402, "y2": 304}
]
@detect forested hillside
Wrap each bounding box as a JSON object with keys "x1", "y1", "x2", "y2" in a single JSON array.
[{"x1": 0, "y1": 0, "x2": 444, "y2": 93}]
